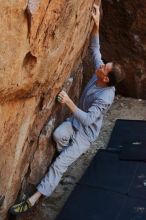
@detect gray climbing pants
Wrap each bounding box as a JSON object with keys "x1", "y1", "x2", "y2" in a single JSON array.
[{"x1": 37, "y1": 120, "x2": 91, "y2": 197}]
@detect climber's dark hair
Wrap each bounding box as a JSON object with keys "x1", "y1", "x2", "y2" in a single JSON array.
[{"x1": 108, "y1": 62, "x2": 125, "y2": 86}]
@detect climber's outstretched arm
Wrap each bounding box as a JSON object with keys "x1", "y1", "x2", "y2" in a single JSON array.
[
  {"x1": 90, "y1": 1, "x2": 104, "y2": 70},
  {"x1": 91, "y1": 2, "x2": 101, "y2": 37}
]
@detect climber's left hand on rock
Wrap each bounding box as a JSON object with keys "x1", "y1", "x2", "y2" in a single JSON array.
[{"x1": 57, "y1": 90, "x2": 70, "y2": 104}]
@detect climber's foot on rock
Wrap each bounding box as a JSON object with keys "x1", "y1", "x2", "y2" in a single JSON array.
[{"x1": 9, "y1": 199, "x2": 33, "y2": 215}]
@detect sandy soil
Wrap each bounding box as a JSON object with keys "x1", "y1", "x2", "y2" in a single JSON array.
[{"x1": 16, "y1": 96, "x2": 146, "y2": 220}]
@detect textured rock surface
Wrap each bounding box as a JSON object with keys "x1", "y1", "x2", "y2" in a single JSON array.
[
  {"x1": 0, "y1": 0, "x2": 94, "y2": 219},
  {"x1": 101, "y1": 0, "x2": 146, "y2": 99}
]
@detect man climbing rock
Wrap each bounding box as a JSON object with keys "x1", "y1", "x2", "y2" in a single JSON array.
[{"x1": 10, "y1": 1, "x2": 125, "y2": 215}]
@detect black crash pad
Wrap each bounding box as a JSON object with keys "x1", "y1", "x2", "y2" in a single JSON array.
[
  {"x1": 56, "y1": 185, "x2": 146, "y2": 220},
  {"x1": 56, "y1": 185, "x2": 126, "y2": 220},
  {"x1": 79, "y1": 150, "x2": 139, "y2": 194},
  {"x1": 128, "y1": 163, "x2": 146, "y2": 200},
  {"x1": 118, "y1": 196, "x2": 146, "y2": 220},
  {"x1": 119, "y1": 143, "x2": 146, "y2": 162},
  {"x1": 56, "y1": 120, "x2": 146, "y2": 220},
  {"x1": 107, "y1": 119, "x2": 146, "y2": 150}
]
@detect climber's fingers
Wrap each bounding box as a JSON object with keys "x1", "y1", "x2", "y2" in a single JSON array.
[
  {"x1": 57, "y1": 90, "x2": 69, "y2": 104},
  {"x1": 94, "y1": 0, "x2": 101, "y2": 7},
  {"x1": 93, "y1": 3, "x2": 100, "y2": 12},
  {"x1": 92, "y1": 3, "x2": 100, "y2": 22}
]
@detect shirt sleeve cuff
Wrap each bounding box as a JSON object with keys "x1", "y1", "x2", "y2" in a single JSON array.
[{"x1": 91, "y1": 35, "x2": 100, "y2": 47}]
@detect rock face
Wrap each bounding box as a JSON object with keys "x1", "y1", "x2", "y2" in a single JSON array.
[
  {"x1": 101, "y1": 0, "x2": 146, "y2": 99},
  {"x1": 0, "y1": 0, "x2": 94, "y2": 219}
]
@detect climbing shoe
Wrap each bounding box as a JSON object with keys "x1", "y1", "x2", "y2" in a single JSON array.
[{"x1": 9, "y1": 199, "x2": 32, "y2": 215}]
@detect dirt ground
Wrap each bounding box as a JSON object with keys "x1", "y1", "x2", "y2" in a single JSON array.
[{"x1": 17, "y1": 95, "x2": 146, "y2": 220}]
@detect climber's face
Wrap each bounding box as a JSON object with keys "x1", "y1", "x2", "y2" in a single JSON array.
[{"x1": 96, "y1": 62, "x2": 113, "y2": 83}]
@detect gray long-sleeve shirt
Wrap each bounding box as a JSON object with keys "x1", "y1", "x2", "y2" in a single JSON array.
[{"x1": 71, "y1": 35, "x2": 115, "y2": 142}]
